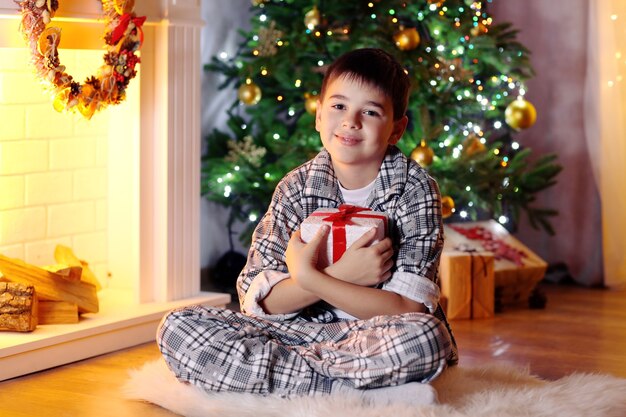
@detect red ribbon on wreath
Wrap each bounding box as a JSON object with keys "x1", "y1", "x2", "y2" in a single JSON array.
[
  {"x1": 111, "y1": 13, "x2": 147, "y2": 46},
  {"x1": 312, "y1": 204, "x2": 387, "y2": 263}
]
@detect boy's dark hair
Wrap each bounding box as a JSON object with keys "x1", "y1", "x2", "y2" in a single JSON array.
[{"x1": 320, "y1": 48, "x2": 411, "y2": 121}]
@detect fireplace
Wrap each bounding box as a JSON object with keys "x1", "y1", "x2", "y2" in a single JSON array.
[{"x1": 0, "y1": 0, "x2": 230, "y2": 380}]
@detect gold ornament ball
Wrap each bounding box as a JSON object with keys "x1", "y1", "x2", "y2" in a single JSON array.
[
  {"x1": 505, "y1": 98, "x2": 537, "y2": 130},
  {"x1": 238, "y1": 82, "x2": 262, "y2": 106},
  {"x1": 304, "y1": 6, "x2": 321, "y2": 30},
  {"x1": 394, "y1": 28, "x2": 420, "y2": 51},
  {"x1": 441, "y1": 196, "x2": 455, "y2": 219},
  {"x1": 304, "y1": 94, "x2": 319, "y2": 115},
  {"x1": 410, "y1": 140, "x2": 434, "y2": 166}
]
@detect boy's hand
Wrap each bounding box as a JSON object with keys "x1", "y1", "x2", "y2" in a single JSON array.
[
  {"x1": 325, "y1": 228, "x2": 394, "y2": 287},
  {"x1": 285, "y1": 225, "x2": 329, "y2": 290}
]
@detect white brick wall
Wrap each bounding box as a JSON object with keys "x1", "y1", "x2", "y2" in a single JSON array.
[{"x1": 0, "y1": 48, "x2": 110, "y2": 286}]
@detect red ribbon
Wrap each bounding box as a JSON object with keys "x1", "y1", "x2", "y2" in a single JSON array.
[
  {"x1": 111, "y1": 13, "x2": 147, "y2": 46},
  {"x1": 312, "y1": 204, "x2": 387, "y2": 263},
  {"x1": 450, "y1": 224, "x2": 527, "y2": 266}
]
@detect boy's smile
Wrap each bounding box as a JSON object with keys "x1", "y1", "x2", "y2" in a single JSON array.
[{"x1": 315, "y1": 74, "x2": 408, "y2": 189}]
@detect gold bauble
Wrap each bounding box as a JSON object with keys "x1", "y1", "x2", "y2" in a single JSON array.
[
  {"x1": 304, "y1": 6, "x2": 321, "y2": 30},
  {"x1": 393, "y1": 27, "x2": 420, "y2": 51},
  {"x1": 251, "y1": 0, "x2": 267, "y2": 5},
  {"x1": 410, "y1": 140, "x2": 434, "y2": 167},
  {"x1": 113, "y1": 0, "x2": 135, "y2": 15},
  {"x1": 304, "y1": 94, "x2": 319, "y2": 115},
  {"x1": 462, "y1": 134, "x2": 486, "y2": 157},
  {"x1": 505, "y1": 98, "x2": 537, "y2": 130},
  {"x1": 238, "y1": 81, "x2": 262, "y2": 106},
  {"x1": 441, "y1": 195, "x2": 455, "y2": 219}
]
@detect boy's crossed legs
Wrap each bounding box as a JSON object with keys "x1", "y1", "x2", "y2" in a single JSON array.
[{"x1": 157, "y1": 306, "x2": 452, "y2": 406}]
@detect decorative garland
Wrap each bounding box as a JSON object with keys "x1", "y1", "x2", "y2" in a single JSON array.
[{"x1": 16, "y1": 0, "x2": 146, "y2": 119}]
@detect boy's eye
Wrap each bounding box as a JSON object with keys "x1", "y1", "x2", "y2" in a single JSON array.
[
  {"x1": 363, "y1": 110, "x2": 380, "y2": 117},
  {"x1": 331, "y1": 104, "x2": 345, "y2": 110}
]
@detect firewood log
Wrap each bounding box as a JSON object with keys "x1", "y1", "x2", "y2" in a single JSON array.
[
  {"x1": 0, "y1": 281, "x2": 38, "y2": 332},
  {"x1": 0, "y1": 255, "x2": 98, "y2": 314},
  {"x1": 54, "y1": 245, "x2": 102, "y2": 290},
  {"x1": 38, "y1": 300, "x2": 79, "y2": 324},
  {"x1": 41, "y1": 264, "x2": 83, "y2": 282}
]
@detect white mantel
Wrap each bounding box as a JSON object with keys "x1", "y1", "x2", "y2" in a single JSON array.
[
  {"x1": 1, "y1": 0, "x2": 202, "y2": 303},
  {"x1": 0, "y1": 0, "x2": 230, "y2": 380}
]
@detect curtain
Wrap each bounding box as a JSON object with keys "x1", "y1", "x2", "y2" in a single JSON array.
[
  {"x1": 489, "y1": 1, "x2": 604, "y2": 287},
  {"x1": 585, "y1": 0, "x2": 626, "y2": 288}
]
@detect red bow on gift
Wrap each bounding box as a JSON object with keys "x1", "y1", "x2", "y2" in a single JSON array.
[
  {"x1": 314, "y1": 205, "x2": 386, "y2": 263},
  {"x1": 111, "y1": 13, "x2": 147, "y2": 46},
  {"x1": 321, "y1": 204, "x2": 370, "y2": 224}
]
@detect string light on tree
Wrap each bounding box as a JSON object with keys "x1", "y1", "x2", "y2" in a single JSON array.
[
  {"x1": 471, "y1": 19, "x2": 490, "y2": 36},
  {"x1": 202, "y1": 0, "x2": 562, "y2": 245}
]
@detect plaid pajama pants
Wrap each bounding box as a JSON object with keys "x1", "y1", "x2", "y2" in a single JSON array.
[{"x1": 157, "y1": 306, "x2": 453, "y2": 396}]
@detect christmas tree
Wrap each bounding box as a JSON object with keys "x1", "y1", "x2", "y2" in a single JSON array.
[{"x1": 202, "y1": 0, "x2": 561, "y2": 245}]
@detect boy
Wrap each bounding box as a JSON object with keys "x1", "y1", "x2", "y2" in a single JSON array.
[{"x1": 157, "y1": 48, "x2": 457, "y2": 406}]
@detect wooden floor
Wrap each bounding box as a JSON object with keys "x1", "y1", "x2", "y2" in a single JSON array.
[{"x1": 1, "y1": 283, "x2": 625, "y2": 417}]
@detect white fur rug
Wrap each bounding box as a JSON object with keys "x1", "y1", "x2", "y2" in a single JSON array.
[{"x1": 122, "y1": 358, "x2": 626, "y2": 417}]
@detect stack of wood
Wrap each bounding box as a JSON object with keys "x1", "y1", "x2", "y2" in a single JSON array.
[{"x1": 0, "y1": 245, "x2": 100, "y2": 332}]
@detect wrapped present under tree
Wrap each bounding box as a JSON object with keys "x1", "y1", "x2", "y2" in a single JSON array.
[
  {"x1": 443, "y1": 220, "x2": 547, "y2": 309},
  {"x1": 439, "y1": 251, "x2": 495, "y2": 320}
]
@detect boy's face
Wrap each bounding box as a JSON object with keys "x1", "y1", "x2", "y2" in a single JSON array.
[{"x1": 316, "y1": 74, "x2": 408, "y2": 182}]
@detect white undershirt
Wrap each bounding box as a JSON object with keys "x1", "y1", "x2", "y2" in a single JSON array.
[
  {"x1": 339, "y1": 178, "x2": 376, "y2": 206},
  {"x1": 327, "y1": 178, "x2": 377, "y2": 320}
]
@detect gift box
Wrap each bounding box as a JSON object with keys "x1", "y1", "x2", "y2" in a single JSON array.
[
  {"x1": 300, "y1": 205, "x2": 388, "y2": 268},
  {"x1": 443, "y1": 220, "x2": 547, "y2": 309},
  {"x1": 439, "y1": 251, "x2": 495, "y2": 320}
]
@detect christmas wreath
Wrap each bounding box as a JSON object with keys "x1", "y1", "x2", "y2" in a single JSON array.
[{"x1": 16, "y1": 0, "x2": 145, "y2": 119}]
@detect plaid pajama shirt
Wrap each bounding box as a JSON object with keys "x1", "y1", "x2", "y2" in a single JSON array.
[{"x1": 158, "y1": 145, "x2": 458, "y2": 396}]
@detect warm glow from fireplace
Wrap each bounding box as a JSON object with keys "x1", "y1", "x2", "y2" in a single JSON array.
[
  {"x1": 0, "y1": 0, "x2": 231, "y2": 380},
  {"x1": 0, "y1": 46, "x2": 139, "y2": 292}
]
